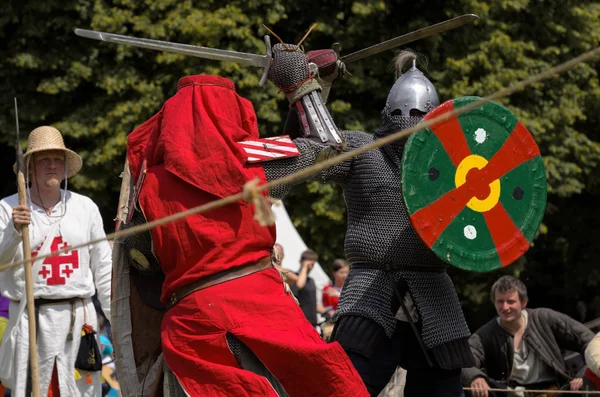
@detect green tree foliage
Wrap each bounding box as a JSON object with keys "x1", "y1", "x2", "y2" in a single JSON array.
[{"x1": 0, "y1": 0, "x2": 598, "y2": 327}]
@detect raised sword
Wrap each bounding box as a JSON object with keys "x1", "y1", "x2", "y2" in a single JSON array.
[{"x1": 74, "y1": 29, "x2": 273, "y2": 86}]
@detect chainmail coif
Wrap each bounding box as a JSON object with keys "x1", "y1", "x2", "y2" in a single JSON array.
[
  {"x1": 375, "y1": 104, "x2": 423, "y2": 137},
  {"x1": 263, "y1": 126, "x2": 472, "y2": 363}
]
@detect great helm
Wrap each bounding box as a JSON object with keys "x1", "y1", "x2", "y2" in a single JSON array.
[{"x1": 386, "y1": 59, "x2": 439, "y2": 117}]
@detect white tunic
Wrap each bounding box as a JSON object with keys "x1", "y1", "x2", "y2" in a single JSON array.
[
  {"x1": 0, "y1": 190, "x2": 112, "y2": 396},
  {"x1": 506, "y1": 311, "x2": 555, "y2": 387},
  {"x1": 586, "y1": 332, "x2": 600, "y2": 377}
]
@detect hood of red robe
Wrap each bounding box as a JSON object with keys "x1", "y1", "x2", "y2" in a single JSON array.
[
  {"x1": 126, "y1": 75, "x2": 276, "y2": 303},
  {"x1": 128, "y1": 75, "x2": 265, "y2": 198}
]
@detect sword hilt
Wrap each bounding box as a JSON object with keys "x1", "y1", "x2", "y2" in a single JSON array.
[{"x1": 259, "y1": 35, "x2": 272, "y2": 87}]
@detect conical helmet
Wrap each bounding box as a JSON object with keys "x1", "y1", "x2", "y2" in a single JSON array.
[
  {"x1": 386, "y1": 58, "x2": 439, "y2": 117},
  {"x1": 376, "y1": 53, "x2": 439, "y2": 136}
]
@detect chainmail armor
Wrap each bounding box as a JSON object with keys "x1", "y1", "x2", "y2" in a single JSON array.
[
  {"x1": 226, "y1": 332, "x2": 242, "y2": 366},
  {"x1": 268, "y1": 44, "x2": 310, "y2": 91},
  {"x1": 375, "y1": 104, "x2": 423, "y2": 137},
  {"x1": 263, "y1": 130, "x2": 472, "y2": 359}
]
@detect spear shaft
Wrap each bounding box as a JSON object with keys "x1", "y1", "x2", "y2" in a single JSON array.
[{"x1": 14, "y1": 98, "x2": 41, "y2": 397}]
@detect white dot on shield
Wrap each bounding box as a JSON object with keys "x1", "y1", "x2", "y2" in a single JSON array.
[
  {"x1": 474, "y1": 128, "x2": 487, "y2": 144},
  {"x1": 464, "y1": 225, "x2": 477, "y2": 240}
]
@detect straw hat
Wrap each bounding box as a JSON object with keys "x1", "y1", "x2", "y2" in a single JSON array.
[{"x1": 13, "y1": 126, "x2": 83, "y2": 178}]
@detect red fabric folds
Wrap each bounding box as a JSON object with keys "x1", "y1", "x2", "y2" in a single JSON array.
[
  {"x1": 161, "y1": 268, "x2": 369, "y2": 397},
  {"x1": 126, "y1": 75, "x2": 369, "y2": 397},
  {"x1": 587, "y1": 368, "x2": 600, "y2": 391},
  {"x1": 126, "y1": 75, "x2": 275, "y2": 303}
]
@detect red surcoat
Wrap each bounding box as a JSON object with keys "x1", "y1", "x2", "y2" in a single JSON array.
[
  {"x1": 126, "y1": 75, "x2": 368, "y2": 397},
  {"x1": 127, "y1": 75, "x2": 275, "y2": 304}
]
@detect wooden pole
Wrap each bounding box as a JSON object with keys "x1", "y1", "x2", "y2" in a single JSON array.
[{"x1": 14, "y1": 98, "x2": 41, "y2": 397}]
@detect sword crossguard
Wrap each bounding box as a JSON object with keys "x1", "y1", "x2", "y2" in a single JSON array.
[{"x1": 258, "y1": 35, "x2": 272, "y2": 87}]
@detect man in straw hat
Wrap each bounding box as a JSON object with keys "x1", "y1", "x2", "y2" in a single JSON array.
[{"x1": 0, "y1": 126, "x2": 112, "y2": 396}]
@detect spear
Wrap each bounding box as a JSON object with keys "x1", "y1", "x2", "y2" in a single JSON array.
[{"x1": 14, "y1": 98, "x2": 41, "y2": 397}]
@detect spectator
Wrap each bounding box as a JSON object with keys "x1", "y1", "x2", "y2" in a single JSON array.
[
  {"x1": 270, "y1": 243, "x2": 297, "y2": 286},
  {"x1": 462, "y1": 275, "x2": 594, "y2": 397},
  {"x1": 322, "y1": 259, "x2": 349, "y2": 316},
  {"x1": 585, "y1": 332, "x2": 600, "y2": 390},
  {"x1": 271, "y1": 243, "x2": 284, "y2": 266},
  {"x1": 591, "y1": 296, "x2": 600, "y2": 320},
  {"x1": 575, "y1": 299, "x2": 588, "y2": 323},
  {"x1": 99, "y1": 333, "x2": 119, "y2": 397},
  {"x1": 291, "y1": 249, "x2": 325, "y2": 328},
  {"x1": 0, "y1": 126, "x2": 112, "y2": 396},
  {"x1": 0, "y1": 294, "x2": 8, "y2": 397}
]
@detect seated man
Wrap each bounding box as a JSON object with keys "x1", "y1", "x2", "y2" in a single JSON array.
[{"x1": 462, "y1": 276, "x2": 595, "y2": 397}]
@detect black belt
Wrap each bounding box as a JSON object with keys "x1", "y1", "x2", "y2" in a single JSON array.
[{"x1": 34, "y1": 297, "x2": 82, "y2": 307}]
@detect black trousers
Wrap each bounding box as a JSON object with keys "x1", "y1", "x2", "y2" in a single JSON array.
[{"x1": 337, "y1": 319, "x2": 464, "y2": 397}]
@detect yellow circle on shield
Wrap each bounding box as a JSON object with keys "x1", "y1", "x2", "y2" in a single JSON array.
[{"x1": 454, "y1": 155, "x2": 501, "y2": 213}]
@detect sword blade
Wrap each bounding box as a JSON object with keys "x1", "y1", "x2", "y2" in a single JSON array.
[
  {"x1": 341, "y1": 14, "x2": 480, "y2": 64},
  {"x1": 74, "y1": 29, "x2": 270, "y2": 68}
]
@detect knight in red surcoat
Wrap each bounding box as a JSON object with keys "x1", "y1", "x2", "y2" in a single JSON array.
[{"x1": 123, "y1": 74, "x2": 368, "y2": 397}]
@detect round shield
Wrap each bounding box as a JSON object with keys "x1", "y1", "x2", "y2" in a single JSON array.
[{"x1": 402, "y1": 96, "x2": 547, "y2": 272}]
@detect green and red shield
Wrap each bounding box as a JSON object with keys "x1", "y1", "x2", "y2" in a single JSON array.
[{"x1": 402, "y1": 96, "x2": 547, "y2": 272}]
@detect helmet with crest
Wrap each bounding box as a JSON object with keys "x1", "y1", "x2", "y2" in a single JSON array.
[{"x1": 376, "y1": 50, "x2": 439, "y2": 136}]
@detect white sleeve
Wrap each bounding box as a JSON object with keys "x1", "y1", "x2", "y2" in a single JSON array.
[
  {"x1": 88, "y1": 202, "x2": 112, "y2": 323},
  {"x1": 586, "y1": 332, "x2": 600, "y2": 377},
  {"x1": 0, "y1": 202, "x2": 23, "y2": 270}
]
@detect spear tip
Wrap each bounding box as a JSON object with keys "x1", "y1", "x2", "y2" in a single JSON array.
[{"x1": 14, "y1": 97, "x2": 24, "y2": 173}]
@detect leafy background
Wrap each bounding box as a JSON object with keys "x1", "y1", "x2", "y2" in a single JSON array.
[{"x1": 1, "y1": 0, "x2": 599, "y2": 329}]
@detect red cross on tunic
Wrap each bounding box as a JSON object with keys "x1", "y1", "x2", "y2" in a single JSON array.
[
  {"x1": 38, "y1": 266, "x2": 51, "y2": 279},
  {"x1": 62, "y1": 266, "x2": 74, "y2": 278},
  {"x1": 32, "y1": 236, "x2": 79, "y2": 285}
]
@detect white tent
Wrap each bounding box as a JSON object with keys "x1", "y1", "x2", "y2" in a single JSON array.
[{"x1": 273, "y1": 201, "x2": 332, "y2": 305}]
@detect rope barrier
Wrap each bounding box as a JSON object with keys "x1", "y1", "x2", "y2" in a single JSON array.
[
  {"x1": 1, "y1": 45, "x2": 599, "y2": 273},
  {"x1": 464, "y1": 386, "x2": 600, "y2": 395}
]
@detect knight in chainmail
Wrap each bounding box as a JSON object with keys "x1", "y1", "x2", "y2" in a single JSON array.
[{"x1": 264, "y1": 46, "x2": 475, "y2": 396}]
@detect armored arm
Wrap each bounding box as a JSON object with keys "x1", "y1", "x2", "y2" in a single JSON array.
[
  {"x1": 265, "y1": 43, "x2": 354, "y2": 199},
  {"x1": 270, "y1": 44, "x2": 344, "y2": 148},
  {"x1": 282, "y1": 49, "x2": 345, "y2": 141},
  {"x1": 262, "y1": 135, "x2": 351, "y2": 199}
]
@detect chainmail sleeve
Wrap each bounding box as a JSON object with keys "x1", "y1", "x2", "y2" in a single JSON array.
[{"x1": 263, "y1": 130, "x2": 364, "y2": 199}]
